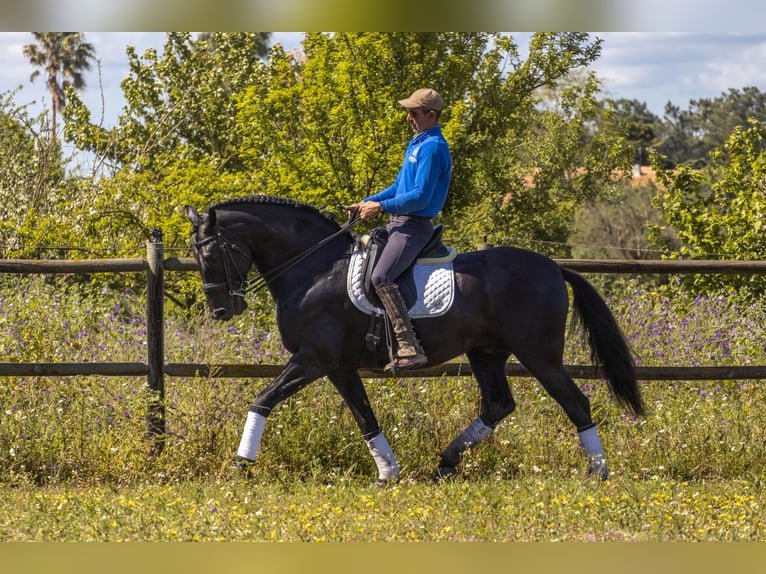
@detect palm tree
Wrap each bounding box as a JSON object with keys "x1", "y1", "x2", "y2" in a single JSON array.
[{"x1": 23, "y1": 32, "x2": 96, "y2": 135}]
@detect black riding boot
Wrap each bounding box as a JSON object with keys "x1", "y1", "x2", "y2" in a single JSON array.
[{"x1": 375, "y1": 283, "x2": 428, "y2": 371}]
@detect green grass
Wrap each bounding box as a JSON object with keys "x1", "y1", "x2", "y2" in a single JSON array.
[
  {"x1": 2, "y1": 276, "x2": 766, "y2": 540},
  {"x1": 1, "y1": 476, "x2": 764, "y2": 541}
]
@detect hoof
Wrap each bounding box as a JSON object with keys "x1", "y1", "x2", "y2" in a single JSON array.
[
  {"x1": 231, "y1": 456, "x2": 255, "y2": 479},
  {"x1": 587, "y1": 461, "x2": 608, "y2": 482},
  {"x1": 433, "y1": 465, "x2": 457, "y2": 482},
  {"x1": 374, "y1": 475, "x2": 399, "y2": 487}
]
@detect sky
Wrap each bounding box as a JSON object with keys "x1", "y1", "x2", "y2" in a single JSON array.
[{"x1": 2, "y1": 32, "x2": 766, "y2": 128}]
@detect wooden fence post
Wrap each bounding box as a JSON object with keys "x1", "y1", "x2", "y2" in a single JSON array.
[{"x1": 146, "y1": 229, "x2": 165, "y2": 454}]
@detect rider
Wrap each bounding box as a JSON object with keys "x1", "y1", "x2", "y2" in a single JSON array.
[{"x1": 348, "y1": 88, "x2": 452, "y2": 371}]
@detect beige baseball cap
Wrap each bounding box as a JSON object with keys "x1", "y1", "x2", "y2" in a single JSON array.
[{"x1": 398, "y1": 88, "x2": 444, "y2": 111}]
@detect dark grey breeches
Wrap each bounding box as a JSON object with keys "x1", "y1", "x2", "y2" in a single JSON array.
[{"x1": 370, "y1": 215, "x2": 433, "y2": 287}]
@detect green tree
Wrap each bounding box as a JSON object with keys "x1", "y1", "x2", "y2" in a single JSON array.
[
  {"x1": 237, "y1": 32, "x2": 631, "y2": 256},
  {"x1": 657, "y1": 86, "x2": 766, "y2": 168},
  {"x1": 609, "y1": 98, "x2": 661, "y2": 166},
  {"x1": 63, "y1": 32, "x2": 272, "y2": 257},
  {"x1": 66, "y1": 32, "x2": 269, "y2": 170},
  {"x1": 0, "y1": 91, "x2": 74, "y2": 257},
  {"x1": 650, "y1": 118, "x2": 766, "y2": 295},
  {"x1": 63, "y1": 32, "x2": 630, "y2": 258},
  {"x1": 61, "y1": 32, "x2": 272, "y2": 309},
  {"x1": 491, "y1": 60, "x2": 630, "y2": 256},
  {"x1": 23, "y1": 32, "x2": 95, "y2": 135},
  {"x1": 58, "y1": 32, "x2": 632, "y2": 308}
]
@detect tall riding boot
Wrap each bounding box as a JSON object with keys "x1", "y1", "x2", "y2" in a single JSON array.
[{"x1": 375, "y1": 283, "x2": 428, "y2": 371}]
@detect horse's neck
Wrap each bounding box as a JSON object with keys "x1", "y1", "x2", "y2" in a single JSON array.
[{"x1": 236, "y1": 208, "x2": 348, "y2": 291}]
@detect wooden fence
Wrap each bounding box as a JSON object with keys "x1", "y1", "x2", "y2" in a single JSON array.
[{"x1": 4, "y1": 234, "x2": 766, "y2": 446}]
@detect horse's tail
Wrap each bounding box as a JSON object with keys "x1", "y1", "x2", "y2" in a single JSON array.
[{"x1": 561, "y1": 267, "x2": 645, "y2": 417}]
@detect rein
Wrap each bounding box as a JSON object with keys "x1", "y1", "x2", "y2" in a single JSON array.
[{"x1": 195, "y1": 213, "x2": 361, "y2": 298}]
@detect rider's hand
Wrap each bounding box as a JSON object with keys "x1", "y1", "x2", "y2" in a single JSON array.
[{"x1": 355, "y1": 201, "x2": 382, "y2": 220}]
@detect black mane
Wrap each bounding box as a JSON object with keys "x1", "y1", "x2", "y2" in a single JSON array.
[{"x1": 208, "y1": 195, "x2": 337, "y2": 225}]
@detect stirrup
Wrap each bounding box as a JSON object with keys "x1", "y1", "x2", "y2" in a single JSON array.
[{"x1": 385, "y1": 352, "x2": 428, "y2": 372}]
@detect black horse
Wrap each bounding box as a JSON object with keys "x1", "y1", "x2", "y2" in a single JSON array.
[{"x1": 185, "y1": 195, "x2": 644, "y2": 483}]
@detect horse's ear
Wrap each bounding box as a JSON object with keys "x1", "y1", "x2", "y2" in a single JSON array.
[
  {"x1": 184, "y1": 205, "x2": 200, "y2": 225},
  {"x1": 207, "y1": 208, "x2": 217, "y2": 228}
]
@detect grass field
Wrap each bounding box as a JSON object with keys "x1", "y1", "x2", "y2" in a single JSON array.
[
  {"x1": 1, "y1": 276, "x2": 766, "y2": 541},
  {"x1": 1, "y1": 475, "x2": 764, "y2": 541}
]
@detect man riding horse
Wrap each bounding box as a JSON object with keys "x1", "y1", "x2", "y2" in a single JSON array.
[
  {"x1": 186, "y1": 88, "x2": 643, "y2": 483},
  {"x1": 347, "y1": 88, "x2": 452, "y2": 372}
]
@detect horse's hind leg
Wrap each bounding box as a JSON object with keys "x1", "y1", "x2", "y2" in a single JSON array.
[
  {"x1": 435, "y1": 349, "x2": 516, "y2": 480},
  {"x1": 517, "y1": 352, "x2": 608, "y2": 481},
  {"x1": 328, "y1": 369, "x2": 399, "y2": 485}
]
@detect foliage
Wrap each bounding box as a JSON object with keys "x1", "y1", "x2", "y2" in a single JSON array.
[
  {"x1": 57, "y1": 33, "x2": 272, "y2": 306},
  {"x1": 608, "y1": 98, "x2": 662, "y2": 165},
  {"x1": 236, "y1": 32, "x2": 632, "y2": 256},
  {"x1": 493, "y1": 67, "x2": 630, "y2": 256},
  {"x1": 656, "y1": 86, "x2": 766, "y2": 168},
  {"x1": 236, "y1": 32, "x2": 502, "y2": 211},
  {"x1": 52, "y1": 31, "x2": 633, "y2": 303},
  {"x1": 650, "y1": 119, "x2": 766, "y2": 295},
  {"x1": 0, "y1": 93, "x2": 81, "y2": 258},
  {"x1": 65, "y1": 32, "x2": 269, "y2": 171},
  {"x1": 10, "y1": 33, "x2": 766, "y2": 277},
  {"x1": 63, "y1": 33, "x2": 272, "y2": 256}
]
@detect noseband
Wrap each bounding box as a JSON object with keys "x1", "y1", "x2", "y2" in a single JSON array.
[{"x1": 192, "y1": 213, "x2": 361, "y2": 299}]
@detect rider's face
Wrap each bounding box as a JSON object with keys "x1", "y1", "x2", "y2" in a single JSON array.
[{"x1": 406, "y1": 107, "x2": 437, "y2": 134}]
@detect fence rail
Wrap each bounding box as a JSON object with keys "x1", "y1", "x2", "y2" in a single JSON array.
[
  {"x1": 3, "y1": 243, "x2": 766, "y2": 446},
  {"x1": 0, "y1": 258, "x2": 149, "y2": 273},
  {"x1": 4, "y1": 362, "x2": 766, "y2": 382},
  {"x1": 8, "y1": 256, "x2": 766, "y2": 275}
]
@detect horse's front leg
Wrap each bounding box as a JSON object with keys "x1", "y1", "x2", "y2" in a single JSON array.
[
  {"x1": 235, "y1": 351, "x2": 323, "y2": 469},
  {"x1": 327, "y1": 369, "x2": 399, "y2": 485},
  {"x1": 435, "y1": 349, "x2": 515, "y2": 480}
]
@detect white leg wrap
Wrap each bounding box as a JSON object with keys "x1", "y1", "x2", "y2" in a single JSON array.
[
  {"x1": 441, "y1": 417, "x2": 494, "y2": 466},
  {"x1": 365, "y1": 433, "x2": 400, "y2": 481},
  {"x1": 578, "y1": 425, "x2": 606, "y2": 468},
  {"x1": 458, "y1": 418, "x2": 494, "y2": 447},
  {"x1": 237, "y1": 411, "x2": 267, "y2": 461}
]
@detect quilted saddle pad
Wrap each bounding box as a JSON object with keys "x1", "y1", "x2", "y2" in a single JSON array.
[{"x1": 346, "y1": 244, "x2": 455, "y2": 318}]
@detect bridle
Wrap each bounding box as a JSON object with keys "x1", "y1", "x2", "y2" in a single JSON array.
[
  {"x1": 193, "y1": 231, "x2": 252, "y2": 298},
  {"x1": 192, "y1": 212, "x2": 361, "y2": 298}
]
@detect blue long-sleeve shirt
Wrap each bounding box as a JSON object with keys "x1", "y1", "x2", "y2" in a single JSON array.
[{"x1": 365, "y1": 125, "x2": 451, "y2": 218}]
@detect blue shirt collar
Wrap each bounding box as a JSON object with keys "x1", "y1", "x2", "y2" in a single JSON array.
[{"x1": 412, "y1": 124, "x2": 442, "y2": 143}]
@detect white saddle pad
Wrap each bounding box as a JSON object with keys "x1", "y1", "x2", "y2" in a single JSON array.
[{"x1": 346, "y1": 243, "x2": 456, "y2": 318}]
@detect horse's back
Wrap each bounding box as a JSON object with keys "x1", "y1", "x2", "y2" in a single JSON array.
[
  {"x1": 454, "y1": 245, "x2": 565, "y2": 292},
  {"x1": 451, "y1": 245, "x2": 569, "y2": 335}
]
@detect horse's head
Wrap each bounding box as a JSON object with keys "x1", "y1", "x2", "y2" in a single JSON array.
[{"x1": 185, "y1": 205, "x2": 250, "y2": 321}]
